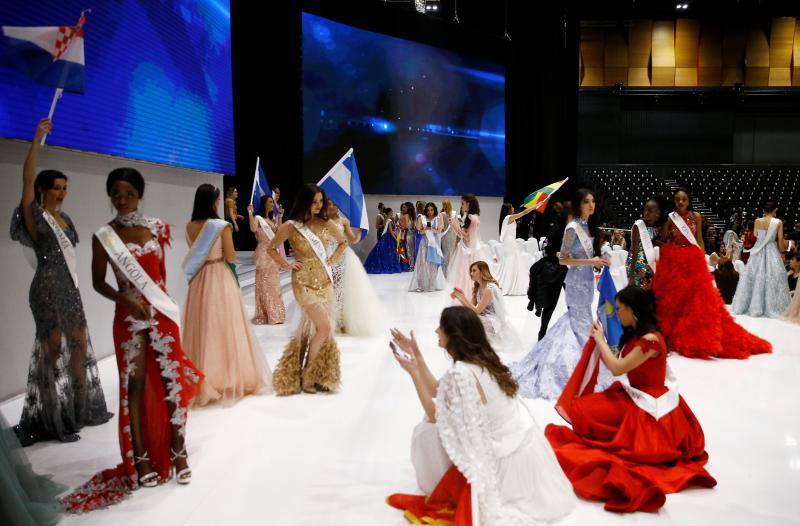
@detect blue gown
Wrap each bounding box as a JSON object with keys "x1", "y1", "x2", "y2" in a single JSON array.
[
  {"x1": 511, "y1": 220, "x2": 614, "y2": 399},
  {"x1": 365, "y1": 221, "x2": 408, "y2": 274}
]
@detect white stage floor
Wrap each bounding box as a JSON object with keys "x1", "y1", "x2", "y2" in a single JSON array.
[{"x1": 2, "y1": 273, "x2": 799, "y2": 525}]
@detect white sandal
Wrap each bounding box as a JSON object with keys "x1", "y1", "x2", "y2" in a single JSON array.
[
  {"x1": 134, "y1": 452, "x2": 159, "y2": 487},
  {"x1": 171, "y1": 447, "x2": 192, "y2": 485}
]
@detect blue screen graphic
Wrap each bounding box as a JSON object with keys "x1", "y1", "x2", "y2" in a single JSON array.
[
  {"x1": 0, "y1": 0, "x2": 234, "y2": 175},
  {"x1": 302, "y1": 12, "x2": 506, "y2": 196}
]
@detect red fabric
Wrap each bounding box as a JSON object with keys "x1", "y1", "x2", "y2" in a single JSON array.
[
  {"x1": 63, "y1": 225, "x2": 203, "y2": 513},
  {"x1": 555, "y1": 339, "x2": 599, "y2": 424},
  {"x1": 653, "y1": 241, "x2": 771, "y2": 359},
  {"x1": 387, "y1": 465, "x2": 472, "y2": 525},
  {"x1": 546, "y1": 334, "x2": 717, "y2": 513}
]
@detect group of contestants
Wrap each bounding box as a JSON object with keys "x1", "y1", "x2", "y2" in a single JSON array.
[{"x1": 2, "y1": 118, "x2": 795, "y2": 524}]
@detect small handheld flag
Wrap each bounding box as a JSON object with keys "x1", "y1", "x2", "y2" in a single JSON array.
[
  {"x1": 317, "y1": 148, "x2": 369, "y2": 239},
  {"x1": 596, "y1": 267, "x2": 623, "y2": 350},
  {"x1": 521, "y1": 177, "x2": 568, "y2": 212}
]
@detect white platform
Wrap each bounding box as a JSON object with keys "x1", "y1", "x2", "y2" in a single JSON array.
[{"x1": 2, "y1": 273, "x2": 799, "y2": 525}]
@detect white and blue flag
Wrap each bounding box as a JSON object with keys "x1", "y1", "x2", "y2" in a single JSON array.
[
  {"x1": 250, "y1": 156, "x2": 278, "y2": 216},
  {"x1": 317, "y1": 148, "x2": 369, "y2": 239}
]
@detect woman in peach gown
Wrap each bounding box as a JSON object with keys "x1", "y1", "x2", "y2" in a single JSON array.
[
  {"x1": 183, "y1": 184, "x2": 272, "y2": 407},
  {"x1": 247, "y1": 195, "x2": 285, "y2": 324},
  {"x1": 447, "y1": 194, "x2": 491, "y2": 295}
]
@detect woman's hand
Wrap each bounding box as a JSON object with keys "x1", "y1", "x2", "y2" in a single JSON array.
[
  {"x1": 590, "y1": 320, "x2": 606, "y2": 344},
  {"x1": 590, "y1": 257, "x2": 609, "y2": 268},
  {"x1": 390, "y1": 328, "x2": 423, "y2": 361},
  {"x1": 124, "y1": 296, "x2": 151, "y2": 320},
  {"x1": 247, "y1": 204, "x2": 254, "y2": 215},
  {"x1": 450, "y1": 289, "x2": 466, "y2": 301},
  {"x1": 288, "y1": 260, "x2": 302, "y2": 271},
  {"x1": 33, "y1": 118, "x2": 52, "y2": 143}
]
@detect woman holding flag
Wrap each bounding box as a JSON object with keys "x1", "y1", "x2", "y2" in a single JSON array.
[
  {"x1": 183, "y1": 184, "x2": 272, "y2": 407},
  {"x1": 248, "y1": 194, "x2": 286, "y2": 325},
  {"x1": 10, "y1": 118, "x2": 112, "y2": 446},
  {"x1": 496, "y1": 202, "x2": 537, "y2": 295},
  {"x1": 267, "y1": 184, "x2": 348, "y2": 395}
]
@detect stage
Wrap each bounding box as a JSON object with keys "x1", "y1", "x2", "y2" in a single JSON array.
[{"x1": 2, "y1": 272, "x2": 798, "y2": 525}]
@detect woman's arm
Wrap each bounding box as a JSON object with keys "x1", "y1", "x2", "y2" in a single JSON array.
[
  {"x1": 628, "y1": 226, "x2": 641, "y2": 287},
  {"x1": 507, "y1": 205, "x2": 536, "y2": 224},
  {"x1": 449, "y1": 216, "x2": 467, "y2": 240},
  {"x1": 326, "y1": 219, "x2": 348, "y2": 265},
  {"x1": 590, "y1": 321, "x2": 658, "y2": 376},
  {"x1": 226, "y1": 199, "x2": 239, "y2": 232},
  {"x1": 558, "y1": 226, "x2": 608, "y2": 267},
  {"x1": 341, "y1": 217, "x2": 360, "y2": 244},
  {"x1": 694, "y1": 212, "x2": 705, "y2": 251},
  {"x1": 267, "y1": 222, "x2": 300, "y2": 270},
  {"x1": 221, "y1": 225, "x2": 236, "y2": 263},
  {"x1": 247, "y1": 204, "x2": 259, "y2": 233},
  {"x1": 21, "y1": 119, "x2": 53, "y2": 242},
  {"x1": 452, "y1": 288, "x2": 491, "y2": 315},
  {"x1": 777, "y1": 220, "x2": 787, "y2": 252},
  {"x1": 391, "y1": 328, "x2": 439, "y2": 421},
  {"x1": 91, "y1": 235, "x2": 150, "y2": 320}
]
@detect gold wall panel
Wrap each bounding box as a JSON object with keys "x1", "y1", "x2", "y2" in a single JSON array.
[
  {"x1": 580, "y1": 29, "x2": 605, "y2": 86},
  {"x1": 769, "y1": 18, "x2": 795, "y2": 86},
  {"x1": 675, "y1": 19, "x2": 700, "y2": 86},
  {"x1": 604, "y1": 30, "x2": 628, "y2": 85},
  {"x1": 698, "y1": 24, "x2": 722, "y2": 86},
  {"x1": 745, "y1": 25, "x2": 769, "y2": 86},
  {"x1": 652, "y1": 21, "x2": 676, "y2": 86},
  {"x1": 794, "y1": 23, "x2": 800, "y2": 86},
  {"x1": 722, "y1": 24, "x2": 746, "y2": 85}
]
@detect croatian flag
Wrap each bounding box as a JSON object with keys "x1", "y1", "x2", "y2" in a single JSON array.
[
  {"x1": 1, "y1": 12, "x2": 87, "y2": 93},
  {"x1": 250, "y1": 157, "x2": 278, "y2": 216},
  {"x1": 317, "y1": 148, "x2": 369, "y2": 239}
]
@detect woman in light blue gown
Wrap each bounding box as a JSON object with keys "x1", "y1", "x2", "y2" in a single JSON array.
[
  {"x1": 510, "y1": 189, "x2": 614, "y2": 399},
  {"x1": 731, "y1": 200, "x2": 791, "y2": 318}
]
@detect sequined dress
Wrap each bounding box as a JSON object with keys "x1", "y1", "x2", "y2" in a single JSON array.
[
  {"x1": 627, "y1": 224, "x2": 661, "y2": 290},
  {"x1": 270, "y1": 223, "x2": 341, "y2": 395},
  {"x1": 62, "y1": 217, "x2": 203, "y2": 513},
  {"x1": 10, "y1": 201, "x2": 112, "y2": 446},
  {"x1": 253, "y1": 219, "x2": 286, "y2": 324},
  {"x1": 328, "y1": 220, "x2": 347, "y2": 331},
  {"x1": 510, "y1": 220, "x2": 614, "y2": 399}
]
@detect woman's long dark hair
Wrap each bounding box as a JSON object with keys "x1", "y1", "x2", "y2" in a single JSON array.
[
  {"x1": 616, "y1": 286, "x2": 662, "y2": 350},
  {"x1": 439, "y1": 306, "x2": 518, "y2": 398},
  {"x1": 499, "y1": 202, "x2": 513, "y2": 235},
  {"x1": 191, "y1": 184, "x2": 221, "y2": 221},
  {"x1": 461, "y1": 194, "x2": 480, "y2": 230},
  {"x1": 287, "y1": 183, "x2": 328, "y2": 223},
  {"x1": 34, "y1": 170, "x2": 68, "y2": 204},
  {"x1": 571, "y1": 188, "x2": 601, "y2": 256}
]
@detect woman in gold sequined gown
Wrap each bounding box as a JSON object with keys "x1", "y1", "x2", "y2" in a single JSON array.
[{"x1": 267, "y1": 184, "x2": 347, "y2": 394}]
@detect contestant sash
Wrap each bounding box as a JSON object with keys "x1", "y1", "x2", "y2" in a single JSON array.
[
  {"x1": 634, "y1": 219, "x2": 657, "y2": 272},
  {"x1": 669, "y1": 212, "x2": 699, "y2": 247},
  {"x1": 745, "y1": 217, "x2": 778, "y2": 257},
  {"x1": 256, "y1": 215, "x2": 276, "y2": 241},
  {"x1": 96, "y1": 225, "x2": 181, "y2": 326},
  {"x1": 43, "y1": 210, "x2": 79, "y2": 287},
  {"x1": 288, "y1": 220, "x2": 333, "y2": 284},
  {"x1": 566, "y1": 220, "x2": 594, "y2": 258},
  {"x1": 181, "y1": 218, "x2": 229, "y2": 283},
  {"x1": 423, "y1": 216, "x2": 444, "y2": 265}
]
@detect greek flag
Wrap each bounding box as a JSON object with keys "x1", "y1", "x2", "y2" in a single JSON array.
[{"x1": 317, "y1": 148, "x2": 369, "y2": 239}]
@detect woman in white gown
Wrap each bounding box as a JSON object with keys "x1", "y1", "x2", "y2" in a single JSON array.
[
  {"x1": 447, "y1": 194, "x2": 491, "y2": 295},
  {"x1": 731, "y1": 200, "x2": 791, "y2": 318},
  {"x1": 496, "y1": 202, "x2": 536, "y2": 296},
  {"x1": 326, "y1": 200, "x2": 386, "y2": 337},
  {"x1": 409, "y1": 202, "x2": 447, "y2": 292},
  {"x1": 386, "y1": 306, "x2": 576, "y2": 525}
]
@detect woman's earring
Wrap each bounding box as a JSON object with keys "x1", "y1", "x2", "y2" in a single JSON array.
[{"x1": 633, "y1": 314, "x2": 639, "y2": 323}]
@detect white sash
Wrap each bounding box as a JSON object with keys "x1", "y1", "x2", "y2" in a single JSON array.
[
  {"x1": 288, "y1": 220, "x2": 333, "y2": 284},
  {"x1": 618, "y1": 365, "x2": 679, "y2": 421},
  {"x1": 423, "y1": 216, "x2": 445, "y2": 261},
  {"x1": 440, "y1": 211, "x2": 455, "y2": 236},
  {"x1": 43, "y1": 210, "x2": 79, "y2": 287},
  {"x1": 256, "y1": 215, "x2": 276, "y2": 241},
  {"x1": 745, "y1": 217, "x2": 778, "y2": 257},
  {"x1": 669, "y1": 212, "x2": 699, "y2": 247},
  {"x1": 634, "y1": 219, "x2": 657, "y2": 272},
  {"x1": 566, "y1": 220, "x2": 594, "y2": 257},
  {"x1": 95, "y1": 225, "x2": 181, "y2": 327}
]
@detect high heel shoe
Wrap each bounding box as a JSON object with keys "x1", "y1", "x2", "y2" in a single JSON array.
[
  {"x1": 171, "y1": 448, "x2": 192, "y2": 485},
  {"x1": 301, "y1": 364, "x2": 316, "y2": 394},
  {"x1": 134, "y1": 452, "x2": 159, "y2": 487}
]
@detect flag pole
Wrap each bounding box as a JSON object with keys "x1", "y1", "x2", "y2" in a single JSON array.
[
  {"x1": 250, "y1": 156, "x2": 261, "y2": 204},
  {"x1": 40, "y1": 88, "x2": 63, "y2": 146},
  {"x1": 317, "y1": 147, "x2": 354, "y2": 185}
]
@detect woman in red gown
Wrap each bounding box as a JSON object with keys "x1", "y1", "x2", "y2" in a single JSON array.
[
  {"x1": 63, "y1": 168, "x2": 203, "y2": 513},
  {"x1": 546, "y1": 286, "x2": 717, "y2": 513},
  {"x1": 652, "y1": 188, "x2": 771, "y2": 359}
]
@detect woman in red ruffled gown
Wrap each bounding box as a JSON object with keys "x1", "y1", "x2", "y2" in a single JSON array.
[
  {"x1": 62, "y1": 168, "x2": 203, "y2": 513},
  {"x1": 652, "y1": 188, "x2": 771, "y2": 359},
  {"x1": 546, "y1": 287, "x2": 717, "y2": 513}
]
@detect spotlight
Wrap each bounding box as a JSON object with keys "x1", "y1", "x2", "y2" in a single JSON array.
[{"x1": 415, "y1": 0, "x2": 441, "y2": 15}]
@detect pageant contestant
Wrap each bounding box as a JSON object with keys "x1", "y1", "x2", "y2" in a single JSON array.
[
  {"x1": 267, "y1": 184, "x2": 347, "y2": 395},
  {"x1": 63, "y1": 168, "x2": 203, "y2": 512},
  {"x1": 374, "y1": 202, "x2": 386, "y2": 242},
  {"x1": 546, "y1": 287, "x2": 717, "y2": 512},
  {"x1": 364, "y1": 208, "x2": 408, "y2": 274},
  {"x1": 401, "y1": 202, "x2": 417, "y2": 270},
  {"x1": 183, "y1": 184, "x2": 272, "y2": 407},
  {"x1": 447, "y1": 194, "x2": 491, "y2": 294},
  {"x1": 451, "y1": 261, "x2": 521, "y2": 353},
  {"x1": 652, "y1": 188, "x2": 771, "y2": 358},
  {"x1": 327, "y1": 199, "x2": 385, "y2": 337},
  {"x1": 248, "y1": 195, "x2": 286, "y2": 324},
  {"x1": 409, "y1": 202, "x2": 447, "y2": 292},
  {"x1": 785, "y1": 253, "x2": 800, "y2": 323},
  {"x1": 731, "y1": 200, "x2": 790, "y2": 318},
  {"x1": 10, "y1": 118, "x2": 112, "y2": 446},
  {"x1": 386, "y1": 307, "x2": 575, "y2": 524},
  {"x1": 496, "y1": 202, "x2": 536, "y2": 295},
  {"x1": 511, "y1": 189, "x2": 613, "y2": 399},
  {"x1": 627, "y1": 195, "x2": 667, "y2": 290},
  {"x1": 438, "y1": 198, "x2": 458, "y2": 277}
]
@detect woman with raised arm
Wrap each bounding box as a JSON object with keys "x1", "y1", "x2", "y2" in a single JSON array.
[
  {"x1": 267, "y1": 184, "x2": 347, "y2": 395},
  {"x1": 652, "y1": 188, "x2": 771, "y2": 358},
  {"x1": 183, "y1": 184, "x2": 272, "y2": 407},
  {"x1": 248, "y1": 194, "x2": 286, "y2": 324},
  {"x1": 386, "y1": 306, "x2": 575, "y2": 525},
  {"x1": 546, "y1": 287, "x2": 717, "y2": 512},
  {"x1": 63, "y1": 168, "x2": 203, "y2": 513},
  {"x1": 10, "y1": 118, "x2": 112, "y2": 446},
  {"x1": 409, "y1": 202, "x2": 447, "y2": 292},
  {"x1": 496, "y1": 202, "x2": 536, "y2": 295}
]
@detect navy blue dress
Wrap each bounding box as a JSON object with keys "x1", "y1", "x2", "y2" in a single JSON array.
[{"x1": 364, "y1": 221, "x2": 408, "y2": 274}]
